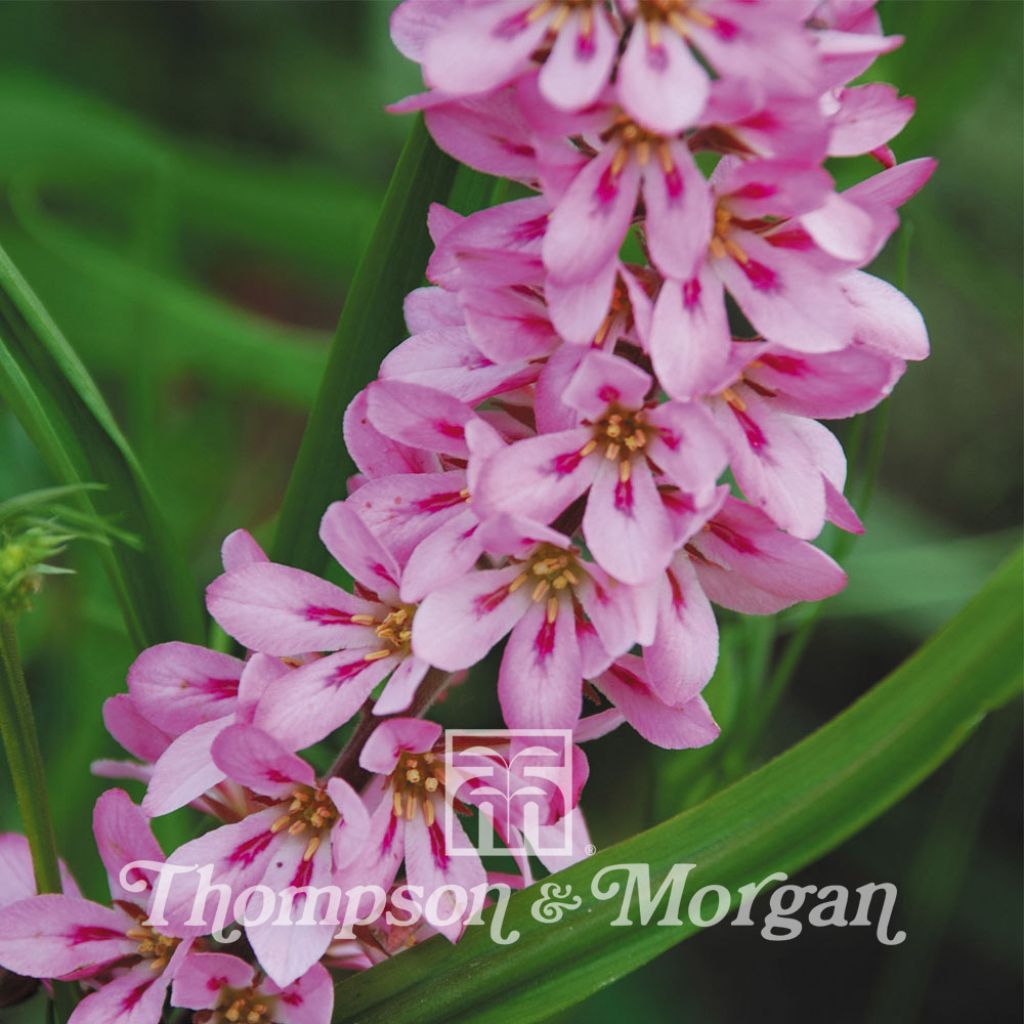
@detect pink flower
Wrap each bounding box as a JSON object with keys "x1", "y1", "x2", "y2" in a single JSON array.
[
  {"x1": 356, "y1": 718, "x2": 487, "y2": 942},
  {"x1": 0, "y1": 790, "x2": 195, "y2": 1024},
  {"x1": 413, "y1": 516, "x2": 642, "y2": 729},
  {"x1": 0, "y1": 833, "x2": 79, "y2": 908},
  {"x1": 476, "y1": 349, "x2": 727, "y2": 584},
  {"x1": 160, "y1": 726, "x2": 369, "y2": 987},
  {"x1": 400, "y1": 0, "x2": 621, "y2": 113},
  {"x1": 208, "y1": 503, "x2": 442, "y2": 749},
  {"x1": 170, "y1": 952, "x2": 332, "y2": 1024}
]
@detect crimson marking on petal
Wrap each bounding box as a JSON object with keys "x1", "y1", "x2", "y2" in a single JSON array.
[
  {"x1": 282, "y1": 991, "x2": 304, "y2": 1007},
  {"x1": 501, "y1": 139, "x2": 536, "y2": 159},
  {"x1": 730, "y1": 182, "x2": 775, "y2": 200},
  {"x1": 265, "y1": 769, "x2": 292, "y2": 785},
  {"x1": 708, "y1": 521, "x2": 759, "y2": 555},
  {"x1": 535, "y1": 616, "x2": 557, "y2": 659},
  {"x1": 729, "y1": 404, "x2": 768, "y2": 450},
  {"x1": 428, "y1": 820, "x2": 450, "y2": 871},
  {"x1": 682, "y1": 277, "x2": 701, "y2": 309},
  {"x1": 608, "y1": 663, "x2": 645, "y2": 689},
  {"x1": 381, "y1": 811, "x2": 398, "y2": 854},
  {"x1": 552, "y1": 449, "x2": 585, "y2": 476},
  {"x1": 661, "y1": 487, "x2": 696, "y2": 515},
  {"x1": 291, "y1": 857, "x2": 314, "y2": 890},
  {"x1": 434, "y1": 420, "x2": 466, "y2": 440},
  {"x1": 664, "y1": 165, "x2": 683, "y2": 200},
  {"x1": 597, "y1": 385, "x2": 620, "y2": 403},
  {"x1": 229, "y1": 830, "x2": 274, "y2": 867},
  {"x1": 494, "y1": 9, "x2": 531, "y2": 39},
  {"x1": 475, "y1": 583, "x2": 512, "y2": 616},
  {"x1": 120, "y1": 977, "x2": 155, "y2": 1011},
  {"x1": 197, "y1": 676, "x2": 240, "y2": 701},
  {"x1": 759, "y1": 353, "x2": 807, "y2": 376},
  {"x1": 596, "y1": 163, "x2": 622, "y2": 205},
  {"x1": 660, "y1": 428, "x2": 682, "y2": 452},
  {"x1": 370, "y1": 562, "x2": 398, "y2": 586},
  {"x1": 334, "y1": 659, "x2": 372, "y2": 687},
  {"x1": 576, "y1": 26, "x2": 596, "y2": 57},
  {"x1": 514, "y1": 215, "x2": 548, "y2": 243},
  {"x1": 739, "y1": 258, "x2": 779, "y2": 292},
  {"x1": 666, "y1": 567, "x2": 686, "y2": 611},
  {"x1": 416, "y1": 490, "x2": 467, "y2": 513},
  {"x1": 712, "y1": 15, "x2": 738, "y2": 40},
  {"x1": 306, "y1": 606, "x2": 356, "y2": 626},
  {"x1": 614, "y1": 475, "x2": 635, "y2": 513},
  {"x1": 766, "y1": 227, "x2": 814, "y2": 251},
  {"x1": 738, "y1": 109, "x2": 778, "y2": 131},
  {"x1": 207, "y1": 975, "x2": 230, "y2": 992},
  {"x1": 68, "y1": 925, "x2": 125, "y2": 945}
]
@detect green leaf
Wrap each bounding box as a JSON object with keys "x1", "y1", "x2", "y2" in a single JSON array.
[
  {"x1": 333, "y1": 548, "x2": 1022, "y2": 1024},
  {"x1": 0, "y1": 241, "x2": 202, "y2": 647},
  {"x1": 272, "y1": 118, "x2": 459, "y2": 572}
]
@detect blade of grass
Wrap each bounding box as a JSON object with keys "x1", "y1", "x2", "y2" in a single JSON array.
[{"x1": 0, "y1": 241, "x2": 202, "y2": 647}]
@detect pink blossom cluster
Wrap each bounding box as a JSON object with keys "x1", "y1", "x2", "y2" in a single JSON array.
[{"x1": 0, "y1": 3, "x2": 933, "y2": 1022}]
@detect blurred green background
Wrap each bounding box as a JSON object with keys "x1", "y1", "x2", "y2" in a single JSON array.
[{"x1": 0, "y1": 2, "x2": 1019, "y2": 1022}]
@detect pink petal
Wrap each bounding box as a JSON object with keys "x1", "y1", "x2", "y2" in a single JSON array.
[
  {"x1": 474, "y1": 427, "x2": 596, "y2": 524},
  {"x1": 404, "y1": 813, "x2": 486, "y2": 942},
  {"x1": 374, "y1": 655, "x2": 432, "y2": 716},
  {"x1": 650, "y1": 268, "x2": 732, "y2": 399},
  {"x1": 207, "y1": 563, "x2": 378, "y2": 657},
  {"x1": 102, "y1": 694, "x2": 171, "y2": 764},
  {"x1": 839, "y1": 270, "x2": 929, "y2": 360},
  {"x1": 712, "y1": 393, "x2": 825, "y2": 540},
  {"x1": 413, "y1": 563, "x2": 531, "y2": 671},
  {"x1": 170, "y1": 951, "x2": 253, "y2": 1010},
  {"x1": 643, "y1": 556, "x2": 719, "y2": 706},
  {"x1": 498, "y1": 599, "x2": 582, "y2": 729},
  {"x1": 423, "y1": 1, "x2": 543, "y2": 95},
  {"x1": 400, "y1": 508, "x2": 483, "y2": 603},
  {"x1": 563, "y1": 349, "x2": 651, "y2": 419},
  {"x1": 745, "y1": 344, "x2": 904, "y2": 419},
  {"x1": 390, "y1": 0, "x2": 460, "y2": 62},
  {"x1": 70, "y1": 963, "x2": 171, "y2": 1024},
  {"x1": 617, "y1": 18, "x2": 708, "y2": 133},
  {"x1": 343, "y1": 389, "x2": 439, "y2": 480},
  {"x1": 545, "y1": 261, "x2": 618, "y2": 345},
  {"x1": 595, "y1": 655, "x2": 720, "y2": 749},
  {"x1": 349, "y1": 471, "x2": 470, "y2": 564},
  {"x1": 212, "y1": 725, "x2": 314, "y2": 797},
  {"x1": 268, "y1": 961, "x2": 334, "y2": 1024},
  {"x1": 126, "y1": 642, "x2": 244, "y2": 737},
  {"x1": 246, "y1": 840, "x2": 337, "y2": 988},
  {"x1": 842, "y1": 157, "x2": 936, "y2": 212},
  {"x1": 366, "y1": 380, "x2": 476, "y2": 458},
  {"x1": 461, "y1": 286, "x2": 560, "y2": 363},
  {"x1": 829, "y1": 83, "x2": 915, "y2": 157},
  {"x1": 575, "y1": 568, "x2": 642, "y2": 664},
  {"x1": 326, "y1": 777, "x2": 372, "y2": 871},
  {"x1": 543, "y1": 145, "x2": 641, "y2": 285},
  {"x1": 0, "y1": 895, "x2": 133, "y2": 979},
  {"x1": 319, "y1": 501, "x2": 401, "y2": 603},
  {"x1": 642, "y1": 140, "x2": 713, "y2": 280},
  {"x1": 646, "y1": 401, "x2": 727, "y2": 496},
  {"x1": 221, "y1": 529, "x2": 268, "y2": 572},
  {"x1": 404, "y1": 284, "x2": 464, "y2": 332},
  {"x1": 583, "y1": 456, "x2": 674, "y2": 585},
  {"x1": 93, "y1": 789, "x2": 164, "y2": 903},
  {"x1": 254, "y1": 651, "x2": 396, "y2": 752},
  {"x1": 0, "y1": 833, "x2": 79, "y2": 907},
  {"x1": 360, "y1": 718, "x2": 443, "y2": 776},
  {"x1": 538, "y1": 5, "x2": 618, "y2": 112},
  {"x1": 714, "y1": 229, "x2": 853, "y2": 352},
  {"x1": 142, "y1": 717, "x2": 232, "y2": 819}
]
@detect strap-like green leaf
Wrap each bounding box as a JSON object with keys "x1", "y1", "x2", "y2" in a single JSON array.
[
  {"x1": 0, "y1": 242, "x2": 202, "y2": 647},
  {"x1": 334, "y1": 549, "x2": 1022, "y2": 1024},
  {"x1": 272, "y1": 118, "x2": 459, "y2": 573}
]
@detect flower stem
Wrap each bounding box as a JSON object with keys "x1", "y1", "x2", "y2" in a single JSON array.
[{"x1": 0, "y1": 617, "x2": 76, "y2": 1021}]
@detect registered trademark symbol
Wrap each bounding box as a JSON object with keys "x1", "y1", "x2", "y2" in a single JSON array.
[{"x1": 585, "y1": 843, "x2": 596, "y2": 855}]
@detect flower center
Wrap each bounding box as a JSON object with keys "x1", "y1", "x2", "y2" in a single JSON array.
[
  {"x1": 709, "y1": 204, "x2": 750, "y2": 263},
  {"x1": 124, "y1": 923, "x2": 179, "y2": 973},
  {"x1": 391, "y1": 750, "x2": 444, "y2": 826},
  {"x1": 603, "y1": 114, "x2": 677, "y2": 176},
  {"x1": 203, "y1": 987, "x2": 275, "y2": 1024},
  {"x1": 270, "y1": 785, "x2": 339, "y2": 862},
  {"x1": 352, "y1": 603, "x2": 417, "y2": 663}
]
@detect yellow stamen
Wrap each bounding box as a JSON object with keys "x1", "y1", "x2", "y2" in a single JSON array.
[
  {"x1": 532, "y1": 578, "x2": 551, "y2": 602},
  {"x1": 547, "y1": 596, "x2": 560, "y2": 623},
  {"x1": 619, "y1": 460, "x2": 632, "y2": 483},
  {"x1": 350, "y1": 614, "x2": 377, "y2": 626},
  {"x1": 364, "y1": 648, "x2": 392, "y2": 662},
  {"x1": 303, "y1": 835, "x2": 321, "y2": 862},
  {"x1": 508, "y1": 571, "x2": 530, "y2": 593}
]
